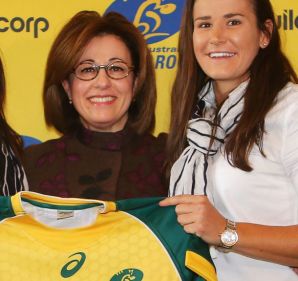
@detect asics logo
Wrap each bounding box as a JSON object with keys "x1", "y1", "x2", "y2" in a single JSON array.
[{"x1": 61, "y1": 252, "x2": 86, "y2": 278}]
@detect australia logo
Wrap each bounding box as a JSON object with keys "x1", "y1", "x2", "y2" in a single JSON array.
[
  {"x1": 110, "y1": 268, "x2": 144, "y2": 281},
  {"x1": 105, "y1": 0, "x2": 185, "y2": 44}
]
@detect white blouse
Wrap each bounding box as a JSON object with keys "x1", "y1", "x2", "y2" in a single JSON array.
[{"x1": 209, "y1": 82, "x2": 298, "y2": 281}]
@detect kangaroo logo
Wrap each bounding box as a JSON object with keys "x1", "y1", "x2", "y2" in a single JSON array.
[
  {"x1": 110, "y1": 268, "x2": 144, "y2": 281},
  {"x1": 105, "y1": 0, "x2": 184, "y2": 44},
  {"x1": 60, "y1": 252, "x2": 86, "y2": 278}
]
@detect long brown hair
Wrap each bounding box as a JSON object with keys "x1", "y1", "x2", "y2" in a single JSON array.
[
  {"x1": 44, "y1": 11, "x2": 156, "y2": 135},
  {"x1": 0, "y1": 57, "x2": 23, "y2": 158},
  {"x1": 165, "y1": 0, "x2": 298, "y2": 177}
]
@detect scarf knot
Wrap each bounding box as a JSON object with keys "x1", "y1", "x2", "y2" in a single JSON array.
[
  {"x1": 187, "y1": 118, "x2": 225, "y2": 155},
  {"x1": 169, "y1": 80, "x2": 248, "y2": 196}
]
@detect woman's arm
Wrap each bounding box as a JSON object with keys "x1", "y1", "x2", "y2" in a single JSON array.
[{"x1": 159, "y1": 195, "x2": 298, "y2": 267}]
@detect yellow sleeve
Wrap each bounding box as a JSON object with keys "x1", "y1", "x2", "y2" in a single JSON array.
[{"x1": 185, "y1": 250, "x2": 218, "y2": 281}]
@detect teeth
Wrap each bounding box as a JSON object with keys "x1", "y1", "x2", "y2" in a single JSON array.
[
  {"x1": 90, "y1": 96, "x2": 114, "y2": 103},
  {"x1": 209, "y1": 52, "x2": 235, "y2": 58}
]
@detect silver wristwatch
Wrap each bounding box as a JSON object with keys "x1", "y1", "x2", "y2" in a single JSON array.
[{"x1": 219, "y1": 219, "x2": 238, "y2": 249}]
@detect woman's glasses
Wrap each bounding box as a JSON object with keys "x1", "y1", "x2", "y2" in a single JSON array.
[{"x1": 73, "y1": 60, "x2": 134, "y2": 81}]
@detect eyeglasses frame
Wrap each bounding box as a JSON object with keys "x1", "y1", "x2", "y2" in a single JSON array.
[{"x1": 73, "y1": 60, "x2": 135, "y2": 81}]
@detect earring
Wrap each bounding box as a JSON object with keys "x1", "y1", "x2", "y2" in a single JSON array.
[
  {"x1": 69, "y1": 99, "x2": 73, "y2": 104},
  {"x1": 262, "y1": 42, "x2": 268, "y2": 48}
]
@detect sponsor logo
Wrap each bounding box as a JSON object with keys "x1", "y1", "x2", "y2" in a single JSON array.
[
  {"x1": 60, "y1": 252, "x2": 86, "y2": 278},
  {"x1": 105, "y1": 1, "x2": 183, "y2": 70},
  {"x1": 110, "y1": 268, "x2": 143, "y2": 281},
  {"x1": 150, "y1": 46, "x2": 177, "y2": 69},
  {"x1": 0, "y1": 16, "x2": 49, "y2": 38},
  {"x1": 276, "y1": 9, "x2": 298, "y2": 30},
  {"x1": 105, "y1": 0, "x2": 184, "y2": 44}
]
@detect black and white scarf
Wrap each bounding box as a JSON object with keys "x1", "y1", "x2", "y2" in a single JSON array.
[
  {"x1": 0, "y1": 140, "x2": 28, "y2": 196},
  {"x1": 169, "y1": 80, "x2": 248, "y2": 196}
]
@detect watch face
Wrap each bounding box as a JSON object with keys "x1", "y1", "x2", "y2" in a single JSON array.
[{"x1": 221, "y1": 230, "x2": 238, "y2": 247}]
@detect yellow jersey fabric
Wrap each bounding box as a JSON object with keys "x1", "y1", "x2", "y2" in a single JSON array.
[{"x1": 0, "y1": 192, "x2": 217, "y2": 281}]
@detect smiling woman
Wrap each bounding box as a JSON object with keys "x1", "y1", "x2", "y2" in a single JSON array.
[
  {"x1": 62, "y1": 35, "x2": 136, "y2": 133},
  {"x1": 161, "y1": 0, "x2": 298, "y2": 280},
  {"x1": 192, "y1": 0, "x2": 270, "y2": 104},
  {"x1": 23, "y1": 11, "x2": 168, "y2": 200}
]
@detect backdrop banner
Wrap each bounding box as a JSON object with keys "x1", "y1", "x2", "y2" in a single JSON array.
[{"x1": 1, "y1": 0, "x2": 297, "y2": 145}]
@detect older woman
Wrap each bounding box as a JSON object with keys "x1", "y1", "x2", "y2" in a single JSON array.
[{"x1": 24, "y1": 11, "x2": 167, "y2": 200}]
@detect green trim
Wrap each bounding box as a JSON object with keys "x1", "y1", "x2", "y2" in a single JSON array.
[
  {"x1": 0, "y1": 196, "x2": 15, "y2": 220},
  {"x1": 116, "y1": 197, "x2": 161, "y2": 211},
  {"x1": 117, "y1": 197, "x2": 214, "y2": 281},
  {"x1": 21, "y1": 197, "x2": 103, "y2": 210}
]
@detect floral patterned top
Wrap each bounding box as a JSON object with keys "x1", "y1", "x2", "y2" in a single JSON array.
[
  {"x1": 23, "y1": 126, "x2": 168, "y2": 200},
  {"x1": 0, "y1": 140, "x2": 28, "y2": 195}
]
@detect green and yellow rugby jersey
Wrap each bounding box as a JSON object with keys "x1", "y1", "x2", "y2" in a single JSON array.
[{"x1": 0, "y1": 191, "x2": 217, "y2": 281}]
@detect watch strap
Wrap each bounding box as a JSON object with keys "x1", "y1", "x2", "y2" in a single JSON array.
[{"x1": 226, "y1": 219, "x2": 236, "y2": 231}]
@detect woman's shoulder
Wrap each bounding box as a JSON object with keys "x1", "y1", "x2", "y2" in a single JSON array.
[
  {"x1": 24, "y1": 135, "x2": 69, "y2": 158},
  {"x1": 134, "y1": 131, "x2": 168, "y2": 150},
  {"x1": 271, "y1": 82, "x2": 298, "y2": 113},
  {"x1": 277, "y1": 82, "x2": 298, "y2": 101},
  {"x1": 267, "y1": 82, "x2": 298, "y2": 129}
]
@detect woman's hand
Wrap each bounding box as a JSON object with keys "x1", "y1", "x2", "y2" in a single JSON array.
[
  {"x1": 159, "y1": 195, "x2": 226, "y2": 245},
  {"x1": 160, "y1": 195, "x2": 298, "y2": 267}
]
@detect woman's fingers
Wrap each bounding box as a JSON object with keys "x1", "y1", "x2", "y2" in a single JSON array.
[{"x1": 159, "y1": 194, "x2": 205, "y2": 206}]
